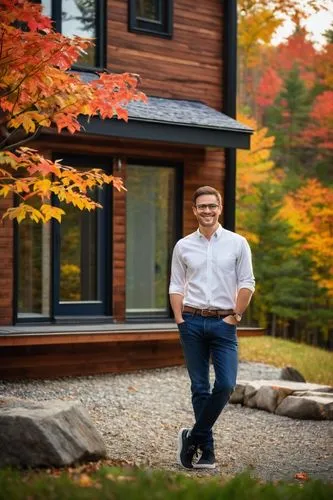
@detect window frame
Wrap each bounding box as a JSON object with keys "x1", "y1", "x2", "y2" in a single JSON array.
[
  {"x1": 45, "y1": 0, "x2": 106, "y2": 71},
  {"x1": 51, "y1": 153, "x2": 112, "y2": 317},
  {"x1": 125, "y1": 158, "x2": 183, "y2": 322},
  {"x1": 128, "y1": 0, "x2": 173, "y2": 39}
]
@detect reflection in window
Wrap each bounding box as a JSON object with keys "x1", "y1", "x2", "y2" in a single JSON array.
[
  {"x1": 136, "y1": 0, "x2": 161, "y2": 22},
  {"x1": 41, "y1": 0, "x2": 102, "y2": 67},
  {"x1": 126, "y1": 165, "x2": 176, "y2": 317},
  {"x1": 62, "y1": 0, "x2": 96, "y2": 67},
  {"x1": 59, "y1": 189, "x2": 98, "y2": 302},
  {"x1": 18, "y1": 221, "x2": 51, "y2": 318},
  {"x1": 129, "y1": 0, "x2": 173, "y2": 37}
]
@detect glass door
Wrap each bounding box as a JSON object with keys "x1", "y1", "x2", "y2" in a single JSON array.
[
  {"x1": 126, "y1": 163, "x2": 178, "y2": 319},
  {"x1": 53, "y1": 154, "x2": 111, "y2": 316}
]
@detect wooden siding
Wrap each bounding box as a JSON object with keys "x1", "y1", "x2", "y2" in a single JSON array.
[
  {"x1": 107, "y1": 0, "x2": 223, "y2": 108},
  {"x1": 0, "y1": 328, "x2": 265, "y2": 380}
]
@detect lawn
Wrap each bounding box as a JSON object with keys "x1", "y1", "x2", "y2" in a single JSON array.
[
  {"x1": 0, "y1": 466, "x2": 332, "y2": 500},
  {"x1": 239, "y1": 336, "x2": 333, "y2": 386}
]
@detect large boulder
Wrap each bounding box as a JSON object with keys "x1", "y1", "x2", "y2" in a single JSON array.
[
  {"x1": 231, "y1": 380, "x2": 333, "y2": 420},
  {"x1": 0, "y1": 397, "x2": 107, "y2": 468},
  {"x1": 275, "y1": 395, "x2": 333, "y2": 420}
]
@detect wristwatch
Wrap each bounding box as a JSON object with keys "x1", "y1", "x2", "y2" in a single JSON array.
[{"x1": 233, "y1": 313, "x2": 242, "y2": 323}]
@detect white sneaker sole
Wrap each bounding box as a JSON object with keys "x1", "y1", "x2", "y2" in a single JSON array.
[
  {"x1": 193, "y1": 462, "x2": 216, "y2": 469},
  {"x1": 176, "y1": 427, "x2": 190, "y2": 467}
]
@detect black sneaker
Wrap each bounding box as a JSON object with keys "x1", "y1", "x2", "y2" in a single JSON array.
[
  {"x1": 177, "y1": 428, "x2": 197, "y2": 469},
  {"x1": 193, "y1": 448, "x2": 216, "y2": 469}
]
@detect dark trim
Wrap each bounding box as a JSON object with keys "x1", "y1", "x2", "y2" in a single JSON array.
[
  {"x1": 128, "y1": 0, "x2": 173, "y2": 38},
  {"x1": 12, "y1": 213, "x2": 18, "y2": 325},
  {"x1": 80, "y1": 116, "x2": 251, "y2": 150},
  {"x1": 51, "y1": 153, "x2": 112, "y2": 317},
  {"x1": 222, "y1": 0, "x2": 238, "y2": 231}
]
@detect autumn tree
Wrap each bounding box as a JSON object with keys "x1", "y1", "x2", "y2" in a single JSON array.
[
  {"x1": 238, "y1": 1, "x2": 327, "y2": 115},
  {"x1": 236, "y1": 113, "x2": 277, "y2": 242},
  {"x1": 0, "y1": 0, "x2": 146, "y2": 223},
  {"x1": 279, "y1": 179, "x2": 333, "y2": 298},
  {"x1": 265, "y1": 65, "x2": 312, "y2": 174}
]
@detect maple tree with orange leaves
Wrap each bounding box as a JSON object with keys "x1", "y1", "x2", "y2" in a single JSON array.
[
  {"x1": 0, "y1": 0, "x2": 146, "y2": 223},
  {"x1": 280, "y1": 179, "x2": 333, "y2": 297}
]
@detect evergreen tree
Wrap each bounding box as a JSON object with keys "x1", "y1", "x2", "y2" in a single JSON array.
[
  {"x1": 249, "y1": 182, "x2": 329, "y2": 344},
  {"x1": 266, "y1": 65, "x2": 311, "y2": 174}
]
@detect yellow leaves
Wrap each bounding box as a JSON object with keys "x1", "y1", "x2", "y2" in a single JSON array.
[
  {"x1": 9, "y1": 112, "x2": 49, "y2": 133},
  {"x1": 279, "y1": 179, "x2": 333, "y2": 295},
  {"x1": 2, "y1": 203, "x2": 65, "y2": 223},
  {"x1": 0, "y1": 185, "x2": 11, "y2": 198},
  {"x1": 237, "y1": 113, "x2": 276, "y2": 195},
  {"x1": 33, "y1": 178, "x2": 52, "y2": 197},
  {"x1": 0, "y1": 146, "x2": 127, "y2": 223},
  {"x1": 238, "y1": 7, "x2": 282, "y2": 66},
  {"x1": 40, "y1": 205, "x2": 65, "y2": 223}
]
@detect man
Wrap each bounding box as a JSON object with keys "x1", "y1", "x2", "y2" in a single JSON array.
[{"x1": 169, "y1": 185, "x2": 255, "y2": 470}]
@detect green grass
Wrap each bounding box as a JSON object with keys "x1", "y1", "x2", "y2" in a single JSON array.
[
  {"x1": 239, "y1": 336, "x2": 333, "y2": 386},
  {"x1": 0, "y1": 467, "x2": 332, "y2": 500}
]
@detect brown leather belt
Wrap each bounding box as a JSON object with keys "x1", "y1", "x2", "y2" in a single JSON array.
[{"x1": 183, "y1": 306, "x2": 234, "y2": 318}]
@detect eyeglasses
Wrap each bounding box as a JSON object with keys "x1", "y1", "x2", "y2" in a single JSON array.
[{"x1": 195, "y1": 204, "x2": 220, "y2": 211}]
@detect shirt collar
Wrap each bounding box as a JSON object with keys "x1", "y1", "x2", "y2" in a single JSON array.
[{"x1": 196, "y1": 223, "x2": 223, "y2": 239}]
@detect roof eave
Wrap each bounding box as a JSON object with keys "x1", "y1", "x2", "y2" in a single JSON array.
[{"x1": 80, "y1": 116, "x2": 251, "y2": 149}]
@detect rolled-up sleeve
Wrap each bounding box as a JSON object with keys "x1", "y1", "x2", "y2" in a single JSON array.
[
  {"x1": 169, "y1": 242, "x2": 186, "y2": 296},
  {"x1": 236, "y1": 238, "x2": 255, "y2": 292}
]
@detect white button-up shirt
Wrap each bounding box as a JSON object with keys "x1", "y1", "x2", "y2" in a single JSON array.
[{"x1": 169, "y1": 224, "x2": 255, "y2": 310}]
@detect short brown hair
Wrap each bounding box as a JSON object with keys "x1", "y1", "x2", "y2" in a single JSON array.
[{"x1": 192, "y1": 186, "x2": 222, "y2": 206}]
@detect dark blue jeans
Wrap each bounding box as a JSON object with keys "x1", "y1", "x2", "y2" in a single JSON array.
[{"x1": 178, "y1": 312, "x2": 238, "y2": 450}]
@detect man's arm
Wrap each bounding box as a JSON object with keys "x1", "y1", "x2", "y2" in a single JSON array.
[
  {"x1": 234, "y1": 287, "x2": 253, "y2": 316},
  {"x1": 169, "y1": 243, "x2": 186, "y2": 324},
  {"x1": 224, "y1": 237, "x2": 255, "y2": 325},
  {"x1": 170, "y1": 293, "x2": 185, "y2": 324}
]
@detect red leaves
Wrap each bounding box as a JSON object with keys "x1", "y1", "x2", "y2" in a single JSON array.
[
  {"x1": 295, "y1": 472, "x2": 310, "y2": 481},
  {"x1": 0, "y1": 0, "x2": 146, "y2": 146},
  {"x1": 0, "y1": 0, "x2": 146, "y2": 222},
  {"x1": 256, "y1": 68, "x2": 282, "y2": 109},
  {"x1": 302, "y1": 91, "x2": 333, "y2": 151}
]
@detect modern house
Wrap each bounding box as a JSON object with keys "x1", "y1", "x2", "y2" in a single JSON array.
[{"x1": 0, "y1": 0, "x2": 262, "y2": 379}]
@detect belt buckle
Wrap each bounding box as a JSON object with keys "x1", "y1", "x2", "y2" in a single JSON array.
[{"x1": 201, "y1": 309, "x2": 210, "y2": 317}]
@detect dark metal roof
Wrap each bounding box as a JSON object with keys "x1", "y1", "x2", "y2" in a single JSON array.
[{"x1": 77, "y1": 72, "x2": 253, "y2": 149}]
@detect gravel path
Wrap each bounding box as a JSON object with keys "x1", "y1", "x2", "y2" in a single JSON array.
[{"x1": 1, "y1": 362, "x2": 332, "y2": 483}]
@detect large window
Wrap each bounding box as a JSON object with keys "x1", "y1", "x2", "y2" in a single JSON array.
[
  {"x1": 41, "y1": 0, "x2": 105, "y2": 68},
  {"x1": 16, "y1": 154, "x2": 112, "y2": 321},
  {"x1": 126, "y1": 164, "x2": 178, "y2": 319},
  {"x1": 17, "y1": 217, "x2": 51, "y2": 320},
  {"x1": 128, "y1": 0, "x2": 173, "y2": 38}
]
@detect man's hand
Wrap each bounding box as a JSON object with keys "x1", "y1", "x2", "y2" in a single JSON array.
[{"x1": 223, "y1": 314, "x2": 238, "y2": 325}]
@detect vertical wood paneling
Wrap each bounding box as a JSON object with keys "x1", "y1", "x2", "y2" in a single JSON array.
[{"x1": 112, "y1": 158, "x2": 127, "y2": 321}]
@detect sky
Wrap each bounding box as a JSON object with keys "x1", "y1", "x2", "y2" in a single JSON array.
[{"x1": 272, "y1": 5, "x2": 333, "y2": 48}]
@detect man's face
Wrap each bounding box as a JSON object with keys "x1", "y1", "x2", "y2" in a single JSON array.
[{"x1": 192, "y1": 194, "x2": 222, "y2": 228}]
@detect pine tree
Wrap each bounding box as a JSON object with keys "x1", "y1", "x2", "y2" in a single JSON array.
[
  {"x1": 249, "y1": 183, "x2": 329, "y2": 344},
  {"x1": 266, "y1": 65, "x2": 311, "y2": 174}
]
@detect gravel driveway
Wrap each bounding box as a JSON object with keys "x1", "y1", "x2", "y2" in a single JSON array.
[{"x1": 1, "y1": 362, "x2": 332, "y2": 483}]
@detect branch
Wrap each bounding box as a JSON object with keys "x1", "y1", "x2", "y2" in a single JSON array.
[
  {"x1": 0, "y1": 127, "x2": 21, "y2": 149},
  {"x1": 3, "y1": 126, "x2": 41, "y2": 151}
]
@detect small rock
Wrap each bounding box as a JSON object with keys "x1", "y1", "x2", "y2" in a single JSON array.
[{"x1": 280, "y1": 366, "x2": 306, "y2": 383}]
